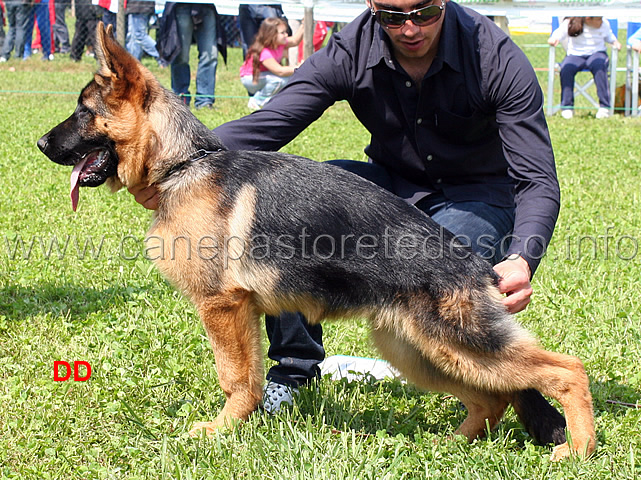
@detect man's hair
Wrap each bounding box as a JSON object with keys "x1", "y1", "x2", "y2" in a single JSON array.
[{"x1": 568, "y1": 17, "x2": 585, "y2": 37}]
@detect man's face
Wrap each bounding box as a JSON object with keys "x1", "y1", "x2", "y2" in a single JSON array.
[{"x1": 367, "y1": 0, "x2": 446, "y2": 61}]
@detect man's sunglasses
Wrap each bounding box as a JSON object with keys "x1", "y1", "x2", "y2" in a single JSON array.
[{"x1": 371, "y1": 1, "x2": 445, "y2": 29}]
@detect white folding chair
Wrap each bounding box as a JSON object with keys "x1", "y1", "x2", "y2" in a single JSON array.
[
  {"x1": 547, "y1": 17, "x2": 619, "y2": 116},
  {"x1": 625, "y1": 21, "x2": 640, "y2": 116}
]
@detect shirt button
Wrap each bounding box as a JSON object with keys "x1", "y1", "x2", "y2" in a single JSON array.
[
  {"x1": 426, "y1": 154, "x2": 433, "y2": 161},
  {"x1": 405, "y1": 81, "x2": 412, "y2": 87},
  {"x1": 417, "y1": 118, "x2": 422, "y2": 125},
  {"x1": 436, "y1": 178, "x2": 442, "y2": 184}
]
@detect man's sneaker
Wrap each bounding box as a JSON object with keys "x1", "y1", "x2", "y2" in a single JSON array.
[
  {"x1": 262, "y1": 381, "x2": 298, "y2": 414},
  {"x1": 596, "y1": 107, "x2": 610, "y2": 119},
  {"x1": 561, "y1": 109, "x2": 573, "y2": 119},
  {"x1": 0, "y1": 57, "x2": 7, "y2": 63}
]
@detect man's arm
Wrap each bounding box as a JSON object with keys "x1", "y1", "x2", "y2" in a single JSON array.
[
  {"x1": 486, "y1": 36, "x2": 561, "y2": 276},
  {"x1": 213, "y1": 37, "x2": 352, "y2": 151}
]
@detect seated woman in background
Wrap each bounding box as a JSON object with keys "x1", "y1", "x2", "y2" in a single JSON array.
[
  {"x1": 548, "y1": 16, "x2": 621, "y2": 119},
  {"x1": 240, "y1": 17, "x2": 304, "y2": 111}
]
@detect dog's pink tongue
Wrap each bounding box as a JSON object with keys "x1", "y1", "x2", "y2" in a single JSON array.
[{"x1": 70, "y1": 158, "x2": 87, "y2": 212}]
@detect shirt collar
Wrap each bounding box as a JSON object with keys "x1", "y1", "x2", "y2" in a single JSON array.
[
  {"x1": 438, "y1": 3, "x2": 464, "y2": 73},
  {"x1": 365, "y1": 2, "x2": 464, "y2": 74},
  {"x1": 366, "y1": 15, "x2": 394, "y2": 70}
]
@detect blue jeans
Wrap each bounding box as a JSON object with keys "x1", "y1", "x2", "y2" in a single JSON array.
[
  {"x1": 241, "y1": 73, "x2": 289, "y2": 108},
  {"x1": 265, "y1": 160, "x2": 515, "y2": 387},
  {"x1": 24, "y1": 0, "x2": 52, "y2": 58},
  {"x1": 1, "y1": 2, "x2": 30, "y2": 60},
  {"x1": 171, "y1": 4, "x2": 218, "y2": 108},
  {"x1": 101, "y1": 8, "x2": 116, "y2": 35},
  {"x1": 126, "y1": 13, "x2": 159, "y2": 61},
  {"x1": 560, "y1": 51, "x2": 610, "y2": 108}
]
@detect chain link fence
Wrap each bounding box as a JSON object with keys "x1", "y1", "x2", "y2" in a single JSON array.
[
  {"x1": 0, "y1": 1, "x2": 242, "y2": 60},
  {"x1": 0, "y1": 3, "x2": 636, "y2": 114}
]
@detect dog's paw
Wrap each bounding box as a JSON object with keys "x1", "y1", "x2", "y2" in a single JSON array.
[
  {"x1": 189, "y1": 421, "x2": 219, "y2": 438},
  {"x1": 189, "y1": 416, "x2": 240, "y2": 437},
  {"x1": 189, "y1": 420, "x2": 235, "y2": 437},
  {"x1": 550, "y1": 442, "x2": 571, "y2": 461}
]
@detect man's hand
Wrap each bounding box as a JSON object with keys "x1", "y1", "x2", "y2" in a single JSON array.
[
  {"x1": 128, "y1": 184, "x2": 160, "y2": 210},
  {"x1": 493, "y1": 255, "x2": 533, "y2": 314}
]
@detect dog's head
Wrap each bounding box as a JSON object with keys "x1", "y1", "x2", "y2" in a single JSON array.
[{"x1": 37, "y1": 22, "x2": 162, "y2": 210}]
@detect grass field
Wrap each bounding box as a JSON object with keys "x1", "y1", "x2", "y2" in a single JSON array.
[{"x1": 0, "y1": 32, "x2": 640, "y2": 479}]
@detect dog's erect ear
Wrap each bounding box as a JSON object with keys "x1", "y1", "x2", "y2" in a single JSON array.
[{"x1": 93, "y1": 21, "x2": 144, "y2": 95}]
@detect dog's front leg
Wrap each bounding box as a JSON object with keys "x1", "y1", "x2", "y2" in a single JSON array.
[{"x1": 189, "y1": 289, "x2": 264, "y2": 436}]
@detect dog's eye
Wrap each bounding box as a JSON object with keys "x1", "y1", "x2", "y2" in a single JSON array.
[
  {"x1": 76, "y1": 103, "x2": 94, "y2": 120},
  {"x1": 76, "y1": 104, "x2": 95, "y2": 118}
]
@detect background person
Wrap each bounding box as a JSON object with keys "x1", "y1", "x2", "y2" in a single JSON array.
[
  {"x1": 23, "y1": 0, "x2": 54, "y2": 61},
  {"x1": 238, "y1": 3, "x2": 288, "y2": 58},
  {"x1": 131, "y1": 0, "x2": 560, "y2": 415},
  {"x1": 158, "y1": 2, "x2": 226, "y2": 109},
  {"x1": 0, "y1": 1, "x2": 4, "y2": 50},
  {"x1": 0, "y1": 0, "x2": 31, "y2": 62},
  {"x1": 52, "y1": 0, "x2": 70, "y2": 54},
  {"x1": 125, "y1": 0, "x2": 162, "y2": 65},
  {"x1": 548, "y1": 16, "x2": 621, "y2": 119},
  {"x1": 69, "y1": 0, "x2": 98, "y2": 62},
  {"x1": 240, "y1": 17, "x2": 304, "y2": 110}
]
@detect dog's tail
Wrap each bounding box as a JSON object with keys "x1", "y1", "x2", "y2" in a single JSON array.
[{"x1": 512, "y1": 389, "x2": 567, "y2": 445}]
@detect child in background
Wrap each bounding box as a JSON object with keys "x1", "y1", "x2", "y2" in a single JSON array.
[
  {"x1": 240, "y1": 17, "x2": 303, "y2": 111},
  {"x1": 548, "y1": 16, "x2": 621, "y2": 119}
]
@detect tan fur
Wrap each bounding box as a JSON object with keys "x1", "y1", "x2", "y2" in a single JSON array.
[
  {"x1": 190, "y1": 289, "x2": 265, "y2": 433},
  {"x1": 437, "y1": 288, "x2": 474, "y2": 327}
]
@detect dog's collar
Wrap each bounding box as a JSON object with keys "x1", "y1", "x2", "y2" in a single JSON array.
[
  {"x1": 165, "y1": 148, "x2": 222, "y2": 178},
  {"x1": 189, "y1": 148, "x2": 222, "y2": 162}
]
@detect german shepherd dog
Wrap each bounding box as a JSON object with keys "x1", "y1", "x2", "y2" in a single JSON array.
[{"x1": 38, "y1": 24, "x2": 596, "y2": 460}]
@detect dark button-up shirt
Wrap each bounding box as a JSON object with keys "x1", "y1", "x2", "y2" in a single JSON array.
[{"x1": 214, "y1": 2, "x2": 560, "y2": 273}]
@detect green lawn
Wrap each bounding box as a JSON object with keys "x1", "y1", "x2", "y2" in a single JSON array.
[{"x1": 0, "y1": 36, "x2": 640, "y2": 479}]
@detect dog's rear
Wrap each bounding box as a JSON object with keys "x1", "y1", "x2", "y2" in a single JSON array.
[{"x1": 38, "y1": 23, "x2": 595, "y2": 460}]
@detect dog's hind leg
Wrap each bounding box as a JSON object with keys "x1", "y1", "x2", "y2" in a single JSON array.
[
  {"x1": 515, "y1": 348, "x2": 596, "y2": 460},
  {"x1": 371, "y1": 320, "x2": 595, "y2": 460},
  {"x1": 511, "y1": 388, "x2": 567, "y2": 446},
  {"x1": 438, "y1": 345, "x2": 594, "y2": 460},
  {"x1": 449, "y1": 389, "x2": 509, "y2": 441},
  {"x1": 189, "y1": 289, "x2": 264, "y2": 436},
  {"x1": 436, "y1": 343, "x2": 594, "y2": 460},
  {"x1": 370, "y1": 326, "x2": 508, "y2": 441}
]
